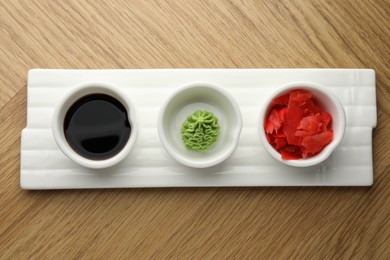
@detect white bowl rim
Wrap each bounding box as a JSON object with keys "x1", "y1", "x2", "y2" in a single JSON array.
[
  {"x1": 52, "y1": 81, "x2": 138, "y2": 169},
  {"x1": 158, "y1": 82, "x2": 243, "y2": 168},
  {"x1": 258, "y1": 81, "x2": 346, "y2": 167}
]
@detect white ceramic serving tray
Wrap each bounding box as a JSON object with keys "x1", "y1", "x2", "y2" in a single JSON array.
[{"x1": 21, "y1": 69, "x2": 377, "y2": 189}]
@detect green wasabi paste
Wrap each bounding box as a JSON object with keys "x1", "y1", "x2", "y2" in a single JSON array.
[{"x1": 181, "y1": 110, "x2": 220, "y2": 151}]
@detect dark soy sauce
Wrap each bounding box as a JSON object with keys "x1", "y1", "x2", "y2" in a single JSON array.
[{"x1": 64, "y1": 94, "x2": 131, "y2": 160}]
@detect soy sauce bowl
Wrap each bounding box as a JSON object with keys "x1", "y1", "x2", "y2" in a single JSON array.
[
  {"x1": 158, "y1": 82, "x2": 243, "y2": 168},
  {"x1": 258, "y1": 81, "x2": 346, "y2": 167},
  {"x1": 52, "y1": 82, "x2": 138, "y2": 169}
]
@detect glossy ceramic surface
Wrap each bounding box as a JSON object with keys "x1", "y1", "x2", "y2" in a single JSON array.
[
  {"x1": 20, "y1": 69, "x2": 376, "y2": 189},
  {"x1": 158, "y1": 82, "x2": 243, "y2": 168}
]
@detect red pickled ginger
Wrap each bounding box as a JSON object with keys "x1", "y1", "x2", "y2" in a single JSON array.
[{"x1": 264, "y1": 89, "x2": 333, "y2": 160}]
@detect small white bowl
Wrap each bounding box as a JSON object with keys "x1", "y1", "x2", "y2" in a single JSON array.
[
  {"x1": 259, "y1": 81, "x2": 346, "y2": 167},
  {"x1": 158, "y1": 82, "x2": 243, "y2": 168},
  {"x1": 52, "y1": 82, "x2": 138, "y2": 169}
]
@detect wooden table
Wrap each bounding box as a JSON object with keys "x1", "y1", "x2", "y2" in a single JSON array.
[{"x1": 1, "y1": 1, "x2": 389, "y2": 258}]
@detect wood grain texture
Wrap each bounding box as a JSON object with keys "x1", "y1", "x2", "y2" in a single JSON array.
[{"x1": 0, "y1": 0, "x2": 389, "y2": 259}]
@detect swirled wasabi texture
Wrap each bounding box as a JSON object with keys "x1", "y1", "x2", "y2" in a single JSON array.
[{"x1": 181, "y1": 110, "x2": 220, "y2": 151}]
